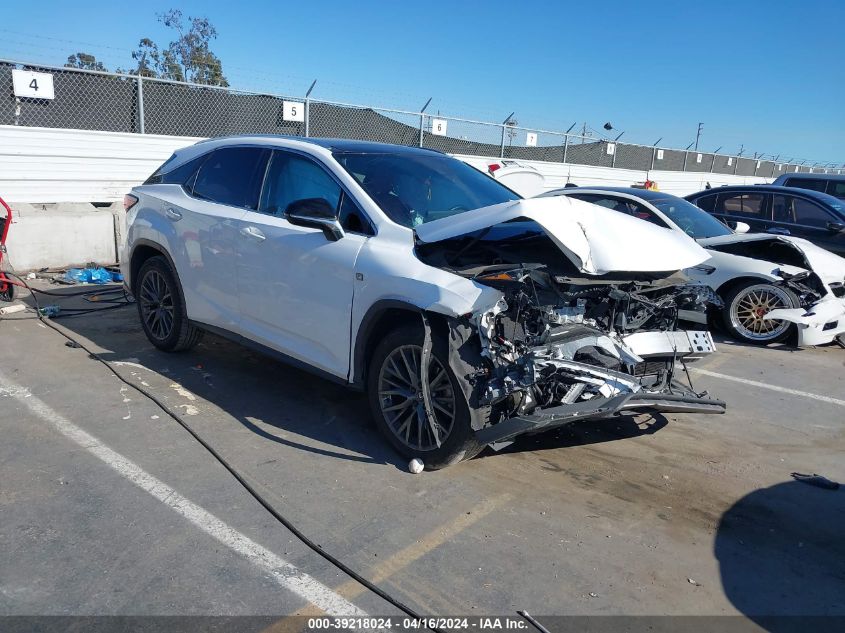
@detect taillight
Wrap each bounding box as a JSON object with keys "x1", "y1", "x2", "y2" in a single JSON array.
[
  {"x1": 488, "y1": 163, "x2": 501, "y2": 174},
  {"x1": 124, "y1": 194, "x2": 139, "y2": 211}
]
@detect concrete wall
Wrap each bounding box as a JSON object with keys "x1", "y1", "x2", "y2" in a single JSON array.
[
  {"x1": 4, "y1": 203, "x2": 121, "y2": 271},
  {"x1": 0, "y1": 125, "x2": 772, "y2": 271}
]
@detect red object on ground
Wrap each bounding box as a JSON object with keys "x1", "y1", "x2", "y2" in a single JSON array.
[{"x1": 0, "y1": 196, "x2": 14, "y2": 301}]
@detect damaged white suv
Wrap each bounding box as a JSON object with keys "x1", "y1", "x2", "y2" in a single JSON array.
[{"x1": 123, "y1": 137, "x2": 725, "y2": 468}]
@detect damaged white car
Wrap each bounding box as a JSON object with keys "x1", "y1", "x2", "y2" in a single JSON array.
[
  {"x1": 123, "y1": 138, "x2": 725, "y2": 469},
  {"x1": 544, "y1": 187, "x2": 845, "y2": 346}
]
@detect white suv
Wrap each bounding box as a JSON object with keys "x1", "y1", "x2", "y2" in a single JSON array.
[{"x1": 122, "y1": 137, "x2": 725, "y2": 469}]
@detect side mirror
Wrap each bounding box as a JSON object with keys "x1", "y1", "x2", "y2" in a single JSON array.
[
  {"x1": 285, "y1": 198, "x2": 344, "y2": 241},
  {"x1": 733, "y1": 221, "x2": 750, "y2": 234},
  {"x1": 826, "y1": 221, "x2": 845, "y2": 233}
]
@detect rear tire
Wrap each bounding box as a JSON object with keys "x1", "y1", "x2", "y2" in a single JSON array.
[
  {"x1": 136, "y1": 256, "x2": 203, "y2": 352},
  {"x1": 367, "y1": 324, "x2": 484, "y2": 470},
  {"x1": 721, "y1": 281, "x2": 798, "y2": 344}
]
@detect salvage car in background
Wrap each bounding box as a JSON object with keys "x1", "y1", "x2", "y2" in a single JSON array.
[
  {"x1": 772, "y1": 173, "x2": 845, "y2": 201},
  {"x1": 123, "y1": 137, "x2": 725, "y2": 469},
  {"x1": 686, "y1": 185, "x2": 845, "y2": 257},
  {"x1": 541, "y1": 187, "x2": 845, "y2": 346}
]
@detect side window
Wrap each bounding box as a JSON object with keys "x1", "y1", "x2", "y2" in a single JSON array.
[
  {"x1": 715, "y1": 193, "x2": 766, "y2": 218},
  {"x1": 827, "y1": 181, "x2": 845, "y2": 199},
  {"x1": 694, "y1": 194, "x2": 717, "y2": 212},
  {"x1": 785, "y1": 178, "x2": 827, "y2": 193},
  {"x1": 773, "y1": 195, "x2": 834, "y2": 227},
  {"x1": 571, "y1": 194, "x2": 669, "y2": 228},
  {"x1": 338, "y1": 192, "x2": 374, "y2": 235},
  {"x1": 260, "y1": 152, "x2": 342, "y2": 216},
  {"x1": 192, "y1": 147, "x2": 270, "y2": 210}
]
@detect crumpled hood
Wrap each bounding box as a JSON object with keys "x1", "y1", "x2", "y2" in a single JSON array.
[
  {"x1": 699, "y1": 233, "x2": 845, "y2": 287},
  {"x1": 415, "y1": 197, "x2": 710, "y2": 275}
]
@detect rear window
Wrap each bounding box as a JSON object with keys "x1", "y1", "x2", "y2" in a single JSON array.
[
  {"x1": 192, "y1": 147, "x2": 270, "y2": 210},
  {"x1": 784, "y1": 178, "x2": 827, "y2": 193},
  {"x1": 145, "y1": 154, "x2": 208, "y2": 186}
]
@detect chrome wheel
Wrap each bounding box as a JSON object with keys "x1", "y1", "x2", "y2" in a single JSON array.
[
  {"x1": 729, "y1": 284, "x2": 792, "y2": 341},
  {"x1": 139, "y1": 269, "x2": 175, "y2": 341},
  {"x1": 377, "y1": 344, "x2": 456, "y2": 452}
]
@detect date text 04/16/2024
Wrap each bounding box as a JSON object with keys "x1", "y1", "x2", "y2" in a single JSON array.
[{"x1": 306, "y1": 617, "x2": 529, "y2": 630}]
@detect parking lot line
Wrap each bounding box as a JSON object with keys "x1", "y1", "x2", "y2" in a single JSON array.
[
  {"x1": 0, "y1": 372, "x2": 366, "y2": 617},
  {"x1": 691, "y1": 368, "x2": 845, "y2": 407},
  {"x1": 332, "y1": 493, "x2": 511, "y2": 600}
]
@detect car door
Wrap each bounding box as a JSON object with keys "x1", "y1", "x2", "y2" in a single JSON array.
[
  {"x1": 162, "y1": 146, "x2": 269, "y2": 332},
  {"x1": 710, "y1": 191, "x2": 771, "y2": 233},
  {"x1": 235, "y1": 149, "x2": 370, "y2": 379},
  {"x1": 770, "y1": 193, "x2": 845, "y2": 256}
]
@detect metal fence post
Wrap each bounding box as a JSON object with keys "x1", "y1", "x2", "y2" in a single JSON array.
[
  {"x1": 753, "y1": 158, "x2": 759, "y2": 177},
  {"x1": 418, "y1": 98, "x2": 432, "y2": 148},
  {"x1": 682, "y1": 151, "x2": 688, "y2": 171},
  {"x1": 500, "y1": 112, "x2": 514, "y2": 159},
  {"x1": 304, "y1": 80, "x2": 317, "y2": 138},
  {"x1": 304, "y1": 99, "x2": 310, "y2": 137},
  {"x1": 650, "y1": 147, "x2": 656, "y2": 171},
  {"x1": 562, "y1": 135, "x2": 569, "y2": 163},
  {"x1": 733, "y1": 157, "x2": 739, "y2": 175},
  {"x1": 136, "y1": 76, "x2": 145, "y2": 134},
  {"x1": 710, "y1": 154, "x2": 717, "y2": 173},
  {"x1": 611, "y1": 142, "x2": 617, "y2": 168}
]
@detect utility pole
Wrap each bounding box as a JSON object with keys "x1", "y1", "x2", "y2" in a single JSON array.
[
  {"x1": 581, "y1": 122, "x2": 587, "y2": 144},
  {"x1": 694, "y1": 122, "x2": 703, "y2": 151}
]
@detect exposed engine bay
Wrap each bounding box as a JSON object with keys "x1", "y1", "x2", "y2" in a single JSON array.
[
  {"x1": 698, "y1": 233, "x2": 845, "y2": 346},
  {"x1": 416, "y1": 226, "x2": 727, "y2": 445}
]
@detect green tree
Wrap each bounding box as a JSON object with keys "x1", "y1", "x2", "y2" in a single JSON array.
[
  {"x1": 65, "y1": 52, "x2": 108, "y2": 72},
  {"x1": 129, "y1": 10, "x2": 228, "y2": 86}
]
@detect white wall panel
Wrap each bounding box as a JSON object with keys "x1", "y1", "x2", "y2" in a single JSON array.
[
  {"x1": 2, "y1": 126, "x2": 773, "y2": 204},
  {"x1": 0, "y1": 125, "x2": 200, "y2": 203}
]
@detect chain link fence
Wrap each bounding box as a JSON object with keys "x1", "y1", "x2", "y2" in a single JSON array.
[{"x1": 2, "y1": 58, "x2": 843, "y2": 176}]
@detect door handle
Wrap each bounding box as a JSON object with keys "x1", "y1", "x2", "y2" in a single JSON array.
[
  {"x1": 239, "y1": 226, "x2": 266, "y2": 242},
  {"x1": 165, "y1": 208, "x2": 182, "y2": 221},
  {"x1": 767, "y1": 227, "x2": 790, "y2": 235}
]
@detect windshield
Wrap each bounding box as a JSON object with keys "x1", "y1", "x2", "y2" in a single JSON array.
[
  {"x1": 333, "y1": 151, "x2": 520, "y2": 228},
  {"x1": 650, "y1": 197, "x2": 733, "y2": 239}
]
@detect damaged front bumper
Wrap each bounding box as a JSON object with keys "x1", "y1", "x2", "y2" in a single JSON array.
[
  {"x1": 474, "y1": 328, "x2": 725, "y2": 447},
  {"x1": 765, "y1": 296, "x2": 845, "y2": 346},
  {"x1": 476, "y1": 389, "x2": 726, "y2": 445}
]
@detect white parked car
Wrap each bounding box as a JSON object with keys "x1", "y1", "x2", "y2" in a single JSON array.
[
  {"x1": 542, "y1": 187, "x2": 845, "y2": 346},
  {"x1": 122, "y1": 137, "x2": 725, "y2": 469}
]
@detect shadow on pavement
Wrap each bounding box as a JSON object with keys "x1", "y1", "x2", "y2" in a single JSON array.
[
  {"x1": 480, "y1": 412, "x2": 668, "y2": 462},
  {"x1": 36, "y1": 287, "x2": 405, "y2": 469},
  {"x1": 715, "y1": 480, "x2": 845, "y2": 632}
]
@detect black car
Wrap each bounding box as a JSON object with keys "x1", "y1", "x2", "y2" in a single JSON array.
[
  {"x1": 771, "y1": 173, "x2": 845, "y2": 201},
  {"x1": 685, "y1": 185, "x2": 845, "y2": 257}
]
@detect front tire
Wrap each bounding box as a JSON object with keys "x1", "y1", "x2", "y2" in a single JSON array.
[
  {"x1": 721, "y1": 281, "x2": 798, "y2": 344},
  {"x1": 367, "y1": 324, "x2": 483, "y2": 470},
  {"x1": 136, "y1": 256, "x2": 203, "y2": 352}
]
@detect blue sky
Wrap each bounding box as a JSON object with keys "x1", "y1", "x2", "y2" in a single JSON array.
[{"x1": 2, "y1": 0, "x2": 843, "y2": 163}]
